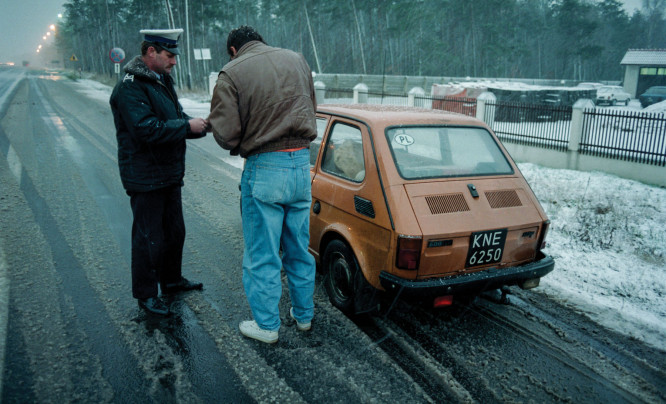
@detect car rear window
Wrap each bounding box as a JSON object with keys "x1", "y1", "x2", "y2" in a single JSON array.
[
  {"x1": 648, "y1": 87, "x2": 666, "y2": 95},
  {"x1": 386, "y1": 126, "x2": 513, "y2": 179}
]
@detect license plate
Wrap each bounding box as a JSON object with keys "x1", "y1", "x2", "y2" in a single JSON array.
[{"x1": 466, "y1": 229, "x2": 507, "y2": 267}]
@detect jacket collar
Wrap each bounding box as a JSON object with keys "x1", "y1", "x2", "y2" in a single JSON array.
[{"x1": 123, "y1": 55, "x2": 160, "y2": 82}]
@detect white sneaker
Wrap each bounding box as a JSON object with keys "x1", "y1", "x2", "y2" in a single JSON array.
[
  {"x1": 239, "y1": 320, "x2": 278, "y2": 344},
  {"x1": 290, "y1": 307, "x2": 312, "y2": 331}
]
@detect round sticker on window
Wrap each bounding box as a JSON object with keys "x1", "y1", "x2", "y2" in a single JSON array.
[{"x1": 394, "y1": 133, "x2": 414, "y2": 146}]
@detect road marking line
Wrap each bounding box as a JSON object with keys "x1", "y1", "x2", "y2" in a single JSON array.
[
  {"x1": 0, "y1": 242, "x2": 10, "y2": 398},
  {"x1": 6, "y1": 145, "x2": 21, "y2": 184}
]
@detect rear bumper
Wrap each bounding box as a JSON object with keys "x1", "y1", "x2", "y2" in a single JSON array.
[{"x1": 379, "y1": 253, "x2": 555, "y2": 299}]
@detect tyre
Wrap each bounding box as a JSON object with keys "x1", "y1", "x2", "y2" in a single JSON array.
[{"x1": 323, "y1": 240, "x2": 359, "y2": 314}]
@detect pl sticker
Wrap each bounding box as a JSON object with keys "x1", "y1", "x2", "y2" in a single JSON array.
[{"x1": 394, "y1": 133, "x2": 414, "y2": 146}]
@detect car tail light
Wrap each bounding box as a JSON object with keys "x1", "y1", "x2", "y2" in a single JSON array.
[
  {"x1": 396, "y1": 236, "x2": 422, "y2": 270},
  {"x1": 537, "y1": 220, "x2": 550, "y2": 252},
  {"x1": 434, "y1": 295, "x2": 454, "y2": 308}
]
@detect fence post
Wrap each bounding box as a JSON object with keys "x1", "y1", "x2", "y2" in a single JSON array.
[
  {"x1": 353, "y1": 83, "x2": 368, "y2": 104},
  {"x1": 569, "y1": 99, "x2": 595, "y2": 152},
  {"x1": 314, "y1": 81, "x2": 326, "y2": 105},
  {"x1": 408, "y1": 87, "x2": 425, "y2": 107},
  {"x1": 208, "y1": 72, "x2": 219, "y2": 97},
  {"x1": 476, "y1": 91, "x2": 496, "y2": 126}
]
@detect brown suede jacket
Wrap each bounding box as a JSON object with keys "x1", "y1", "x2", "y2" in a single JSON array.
[{"x1": 209, "y1": 41, "x2": 317, "y2": 158}]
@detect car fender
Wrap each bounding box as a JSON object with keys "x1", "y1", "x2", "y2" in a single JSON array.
[{"x1": 315, "y1": 220, "x2": 390, "y2": 290}]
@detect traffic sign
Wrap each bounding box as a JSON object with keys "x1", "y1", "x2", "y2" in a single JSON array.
[
  {"x1": 109, "y1": 47, "x2": 125, "y2": 63},
  {"x1": 194, "y1": 48, "x2": 211, "y2": 60},
  {"x1": 70, "y1": 54, "x2": 78, "y2": 61}
]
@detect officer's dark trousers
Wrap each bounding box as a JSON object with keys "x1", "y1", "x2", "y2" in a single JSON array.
[{"x1": 128, "y1": 185, "x2": 185, "y2": 299}]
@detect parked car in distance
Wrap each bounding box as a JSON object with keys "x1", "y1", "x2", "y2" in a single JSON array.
[
  {"x1": 534, "y1": 93, "x2": 570, "y2": 121},
  {"x1": 309, "y1": 104, "x2": 555, "y2": 313},
  {"x1": 576, "y1": 82, "x2": 604, "y2": 89},
  {"x1": 639, "y1": 86, "x2": 666, "y2": 108},
  {"x1": 595, "y1": 85, "x2": 631, "y2": 106}
]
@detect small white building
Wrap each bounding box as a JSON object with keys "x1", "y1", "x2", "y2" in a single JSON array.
[{"x1": 620, "y1": 49, "x2": 666, "y2": 98}]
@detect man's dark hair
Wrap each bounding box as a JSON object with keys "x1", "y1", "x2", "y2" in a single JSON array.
[
  {"x1": 141, "y1": 41, "x2": 165, "y2": 56},
  {"x1": 226, "y1": 26, "x2": 264, "y2": 57}
]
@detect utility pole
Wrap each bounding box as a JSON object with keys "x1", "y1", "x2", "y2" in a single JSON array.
[
  {"x1": 185, "y1": 0, "x2": 192, "y2": 89},
  {"x1": 303, "y1": 2, "x2": 322, "y2": 74}
]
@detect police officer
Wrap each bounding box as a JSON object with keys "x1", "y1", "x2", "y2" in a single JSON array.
[{"x1": 110, "y1": 29, "x2": 208, "y2": 316}]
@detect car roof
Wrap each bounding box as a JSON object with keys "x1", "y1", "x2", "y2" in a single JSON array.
[{"x1": 317, "y1": 104, "x2": 484, "y2": 127}]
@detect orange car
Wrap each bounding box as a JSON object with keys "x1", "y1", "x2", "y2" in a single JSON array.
[{"x1": 309, "y1": 104, "x2": 554, "y2": 313}]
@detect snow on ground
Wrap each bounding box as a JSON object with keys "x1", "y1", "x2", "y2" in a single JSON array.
[
  {"x1": 72, "y1": 78, "x2": 666, "y2": 351},
  {"x1": 644, "y1": 99, "x2": 666, "y2": 114},
  {"x1": 520, "y1": 164, "x2": 665, "y2": 350}
]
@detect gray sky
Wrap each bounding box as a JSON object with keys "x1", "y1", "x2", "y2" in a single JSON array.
[
  {"x1": 0, "y1": 0, "x2": 65, "y2": 65},
  {"x1": 0, "y1": 0, "x2": 647, "y2": 67}
]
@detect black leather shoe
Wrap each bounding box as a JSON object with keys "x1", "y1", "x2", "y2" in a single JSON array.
[
  {"x1": 162, "y1": 277, "x2": 203, "y2": 294},
  {"x1": 138, "y1": 297, "x2": 171, "y2": 316}
]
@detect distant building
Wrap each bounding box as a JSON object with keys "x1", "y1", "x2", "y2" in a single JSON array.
[{"x1": 620, "y1": 49, "x2": 666, "y2": 97}]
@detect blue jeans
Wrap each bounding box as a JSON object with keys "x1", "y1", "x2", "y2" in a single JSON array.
[{"x1": 241, "y1": 149, "x2": 315, "y2": 331}]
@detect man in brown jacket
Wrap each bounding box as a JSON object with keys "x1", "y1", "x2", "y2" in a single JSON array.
[{"x1": 209, "y1": 26, "x2": 317, "y2": 344}]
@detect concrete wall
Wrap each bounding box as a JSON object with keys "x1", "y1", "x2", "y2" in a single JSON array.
[
  {"x1": 311, "y1": 73, "x2": 612, "y2": 95},
  {"x1": 502, "y1": 142, "x2": 666, "y2": 187}
]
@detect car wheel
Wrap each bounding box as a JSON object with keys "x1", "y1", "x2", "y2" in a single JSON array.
[{"x1": 323, "y1": 240, "x2": 359, "y2": 314}]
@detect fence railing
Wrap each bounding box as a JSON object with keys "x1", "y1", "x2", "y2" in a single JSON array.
[
  {"x1": 581, "y1": 109, "x2": 666, "y2": 166},
  {"x1": 317, "y1": 84, "x2": 665, "y2": 168},
  {"x1": 483, "y1": 102, "x2": 571, "y2": 152}
]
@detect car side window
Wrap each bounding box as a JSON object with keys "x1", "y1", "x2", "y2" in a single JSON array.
[
  {"x1": 321, "y1": 122, "x2": 365, "y2": 182},
  {"x1": 311, "y1": 117, "x2": 328, "y2": 167}
]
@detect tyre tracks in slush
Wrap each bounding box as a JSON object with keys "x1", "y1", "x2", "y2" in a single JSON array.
[{"x1": 353, "y1": 288, "x2": 665, "y2": 403}]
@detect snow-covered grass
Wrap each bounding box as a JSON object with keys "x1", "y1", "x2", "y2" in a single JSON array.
[
  {"x1": 71, "y1": 78, "x2": 666, "y2": 351},
  {"x1": 520, "y1": 164, "x2": 665, "y2": 350}
]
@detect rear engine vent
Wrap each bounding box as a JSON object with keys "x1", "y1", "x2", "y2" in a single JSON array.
[
  {"x1": 486, "y1": 190, "x2": 522, "y2": 208},
  {"x1": 425, "y1": 193, "x2": 470, "y2": 214},
  {"x1": 354, "y1": 196, "x2": 375, "y2": 218}
]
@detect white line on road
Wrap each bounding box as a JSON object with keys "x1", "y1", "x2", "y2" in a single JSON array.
[
  {"x1": 6, "y1": 145, "x2": 21, "y2": 185},
  {"x1": 0, "y1": 242, "x2": 10, "y2": 399}
]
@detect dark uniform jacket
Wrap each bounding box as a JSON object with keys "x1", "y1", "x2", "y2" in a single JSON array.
[
  {"x1": 110, "y1": 55, "x2": 203, "y2": 192},
  {"x1": 209, "y1": 41, "x2": 317, "y2": 158}
]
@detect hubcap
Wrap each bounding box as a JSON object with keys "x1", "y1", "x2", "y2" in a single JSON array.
[{"x1": 329, "y1": 252, "x2": 353, "y2": 299}]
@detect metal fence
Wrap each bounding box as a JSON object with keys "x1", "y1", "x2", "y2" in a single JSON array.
[
  {"x1": 581, "y1": 109, "x2": 666, "y2": 166},
  {"x1": 482, "y1": 102, "x2": 571, "y2": 151}
]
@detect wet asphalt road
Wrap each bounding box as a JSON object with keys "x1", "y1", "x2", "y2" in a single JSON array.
[{"x1": 0, "y1": 67, "x2": 664, "y2": 403}]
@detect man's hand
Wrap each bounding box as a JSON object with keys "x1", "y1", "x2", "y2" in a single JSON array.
[{"x1": 189, "y1": 117, "x2": 209, "y2": 133}]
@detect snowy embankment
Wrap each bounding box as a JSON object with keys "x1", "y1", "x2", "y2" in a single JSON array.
[
  {"x1": 520, "y1": 164, "x2": 665, "y2": 351},
  {"x1": 74, "y1": 79, "x2": 666, "y2": 351}
]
